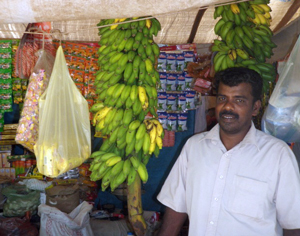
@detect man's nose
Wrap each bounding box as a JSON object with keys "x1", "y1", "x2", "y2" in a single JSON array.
[{"x1": 223, "y1": 99, "x2": 234, "y2": 110}]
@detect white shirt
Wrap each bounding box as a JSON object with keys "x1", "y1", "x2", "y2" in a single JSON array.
[{"x1": 157, "y1": 123, "x2": 300, "y2": 236}]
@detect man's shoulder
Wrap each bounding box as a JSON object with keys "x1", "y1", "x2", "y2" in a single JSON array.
[
  {"x1": 187, "y1": 131, "x2": 210, "y2": 143},
  {"x1": 255, "y1": 128, "x2": 289, "y2": 147}
]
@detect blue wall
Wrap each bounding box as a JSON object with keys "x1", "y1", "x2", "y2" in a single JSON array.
[{"x1": 94, "y1": 110, "x2": 196, "y2": 212}]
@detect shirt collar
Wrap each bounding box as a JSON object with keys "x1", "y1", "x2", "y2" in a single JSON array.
[{"x1": 201, "y1": 122, "x2": 260, "y2": 151}]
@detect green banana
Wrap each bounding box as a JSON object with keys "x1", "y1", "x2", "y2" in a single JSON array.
[
  {"x1": 134, "y1": 136, "x2": 144, "y2": 153},
  {"x1": 128, "y1": 51, "x2": 136, "y2": 62},
  {"x1": 214, "y1": 19, "x2": 226, "y2": 35},
  {"x1": 142, "y1": 133, "x2": 151, "y2": 155},
  {"x1": 109, "y1": 52, "x2": 124, "y2": 64},
  {"x1": 109, "y1": 126, "x2": 120, "y2": 143},
  {"x1": 127, "y1": 166, "x2": 137, "y2": 186},
  {"x1": 118, "y1": 54, "x2": 129, "y2": 67},
  {"x1": 124, "y1": 37, "x2": 135, "y2": 52},
  {"x1": 111, "y1": 160, "x2": 124, "y2": 176},
  {"x1": 124, "y1": 63, "x2": 133, "y2": 81},
  {"x1": 123, "y1": 158, "x2": 132, "y2": 176},
  {"x1": 125, "y1": 136, "x2": 136, "y2": 156},
  {"x1": 126, "y1": 129, "x2": 137, "y2": 144},
  {"x1": 121, "y1": 85, "x2": 132, "y2": 101},
  {"x1": 220, "y1": 21, "x2": 234, "y2": 39},
  {"x1": 137, "y1": 162, "x2": 148, "y2": 183},
  {"x1": 130, "y1": 156, "x2": 141, "y2": 170},
  {"x1": 117, "y1": 125, "x2": 129, "y2": 139},
  {"x1": 123, "y1": 108, "x2": 133, "y2": 125},
  {"x1": 125, "y1": 96, "x2": 134, "y2": 109},
  {"x1": 112, "y1": 83, "x2": 126, "y2": 99}
]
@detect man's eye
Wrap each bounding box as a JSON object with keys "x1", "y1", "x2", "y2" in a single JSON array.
[
  {"x1": 217, "y1": 97, "x2": 225, "y2": 101},
  {"x1": 236, "y1": 99, "x2": 244, "y2": 103}
]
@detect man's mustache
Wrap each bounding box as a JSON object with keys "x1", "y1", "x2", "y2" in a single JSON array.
[{"x1": 219, "y1": 110, "x2": 239, "y2": 119}]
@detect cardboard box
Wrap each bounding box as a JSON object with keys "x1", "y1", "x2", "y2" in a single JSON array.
[
  {"x1": 3, "y1": 124, "x2": 18, "y2": 130},
  {"x1": 5, "y1": 168, "x2": 10, "y2": 177},
  {"x1": 0, "y1": 168, "x2": 5, "y2": 177},
  {"x1": 9, "y1": 168, "x2": 15, "y2": 179},
  {"x1": 1, "y1": 152, "x2": 10, "y2": 167}
]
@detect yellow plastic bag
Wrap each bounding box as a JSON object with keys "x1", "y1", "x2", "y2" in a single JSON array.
[{"x1": 34, "y1": 46, "x2": 91, "y2": 177}]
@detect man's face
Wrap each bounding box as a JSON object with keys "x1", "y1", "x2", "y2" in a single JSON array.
[{"x1": 215, "y1": 82, "x2": 261, "y2": 135}]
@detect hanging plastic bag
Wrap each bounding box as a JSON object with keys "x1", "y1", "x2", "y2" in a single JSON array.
[
  {"x1": 15, "y1": 49, "x2": 55, "y2": 151},
  {"x1": 262, "y1": 35, "x2": 300, "y2": 142},
  {"x1": 34, "y1": 46, "x2": 91, "y2": 177}
]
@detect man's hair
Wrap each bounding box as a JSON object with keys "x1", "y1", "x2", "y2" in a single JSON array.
[{"x1": 214, "y1": 67, "x2": 263, "y2": 102}]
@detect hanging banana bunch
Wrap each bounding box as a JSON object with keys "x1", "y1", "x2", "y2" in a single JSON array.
[
  {"x1": 212, "y1": 0, "x2": 277, "y2": 92},
  {"x1": 88, "y1": 17, "x2": 164, "y2": 192}
]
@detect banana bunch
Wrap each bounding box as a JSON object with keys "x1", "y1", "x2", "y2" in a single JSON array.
[
  {"x1": 212, "y1": 0, "x2": 277, "y2": 92},
  {"x1": 88, "y1": 117, "x2": 164, "y2": 190},
  {"x1": 89, "y1": 17, "x2": 164, "y2": 191}
]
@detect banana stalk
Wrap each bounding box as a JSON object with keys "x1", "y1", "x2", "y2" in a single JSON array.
[{"x1": 127, "y1": 174, "x2": 147, "y2": 236}]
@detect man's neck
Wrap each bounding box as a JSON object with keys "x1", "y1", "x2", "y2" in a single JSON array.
[{"x1": 220, "y1": 126, "x2": 251, "y2": 151}]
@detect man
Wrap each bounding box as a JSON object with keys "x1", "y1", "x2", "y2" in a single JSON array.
[{"x1": 157, "y1": 67, "x2": 300, "y2": 236}]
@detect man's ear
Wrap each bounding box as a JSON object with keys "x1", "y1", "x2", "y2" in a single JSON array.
[{"x1": 252, "y1": 100, "x2": 261, "y2": 117}]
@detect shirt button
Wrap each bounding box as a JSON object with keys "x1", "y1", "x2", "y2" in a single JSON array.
[
  {"x1": 219, "y1": 175, "x2": 223, "y2": 179},
  {"x1": 210, "y1": 221, "x2": 214, "y2": 225},
  {"x1": 214, "y1": 197, "x2": 218, "y2": 201}
]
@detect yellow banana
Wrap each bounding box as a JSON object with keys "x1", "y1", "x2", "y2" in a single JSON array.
[
  {"x1": 110, "y1": 24, "x2": 118, "y2": 30},
  {"x1": 264, "y1": 12, "x2": 271, "y2": 19},
  {"x1": 151, "y1": 119, "x2": 163, "y2": 136},
  {"x1": 251, "y1": 5, "x2": 265, "y2": 14},
  {"x1": 230, "y1": 4, "x2": 240, "y2": 14},
  {"x1": 149, "y1": 125, "x2": 157, "y2": 143},
  {"x1": 118, "y1": 18, "x2": 127, "y2": 22},
  {"x1": 145, "y1": 19, "x2": 152, "y2": 29},
  {"x1": 258, "y1": 4, "x2": 271, "y2": 13},
  {"x1": 93, "y1": 106, "x2": 112, "y2": 123},
  {"x1": 149, "y1": 141, "x2": 156, "y2": 154},
  {"x1": 96, "y1": 118, "x2": 105, "y2": 131},
  {"x1": 145, "y1": 120, "x2": 153, "y2": 130},
  {"x1": 142, "y1": 97, "x2": 149, "y2": 110},
  {"x1": 228, "y1": 49, "x2": 237, "y2": 61},
  {"x1": 137, "y1": 162, "x2": 148, "y2": 183},
  {"x1": 156, "y1": 136, "x2": 163, "y2": 149},
  {"x1": 249, "y1": 14, "x2": 261, "y2": 25},
  {"x1": 138, "y1": 86, "x2": 147, "y2": 105},
  {"x1": 256, "y1": 13, "x2": 267, "y2": 25}
]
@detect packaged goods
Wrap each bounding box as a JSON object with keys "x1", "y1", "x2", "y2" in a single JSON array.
[{"x1": 15, "y1": 49, "x2": 54, "y2": 151}]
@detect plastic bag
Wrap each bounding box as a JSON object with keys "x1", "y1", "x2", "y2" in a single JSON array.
[
  {"x1": 38, "y1": 201, "x2": 94, "y2": 236},
  {"x1": 15, "y1": 49, "x2": 55, "y2": 151},
  {"x1": 15, "y1": 24, "x2": 56, "y2": 79},
  {"x1": 262, "y1": 35, "x2": 300, "y2": 142},
  {"x1": 34, "y1": 46, "x2": 91, "y2": 177},
  {"x1": 2, "y1": 184, "x2": 40, "y2": 217}
]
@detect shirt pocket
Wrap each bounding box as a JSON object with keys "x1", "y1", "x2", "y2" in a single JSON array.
[{"x1": 228, "y1": 175, "x2": 267, "y2": 219}]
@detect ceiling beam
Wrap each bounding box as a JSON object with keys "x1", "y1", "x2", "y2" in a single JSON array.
[
  {"x1": 187, "y1": 8, "x2": 207, "y2": 44},
  {"x1": 273, "y1": 0, "x2": 300, "y2": 34}
]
